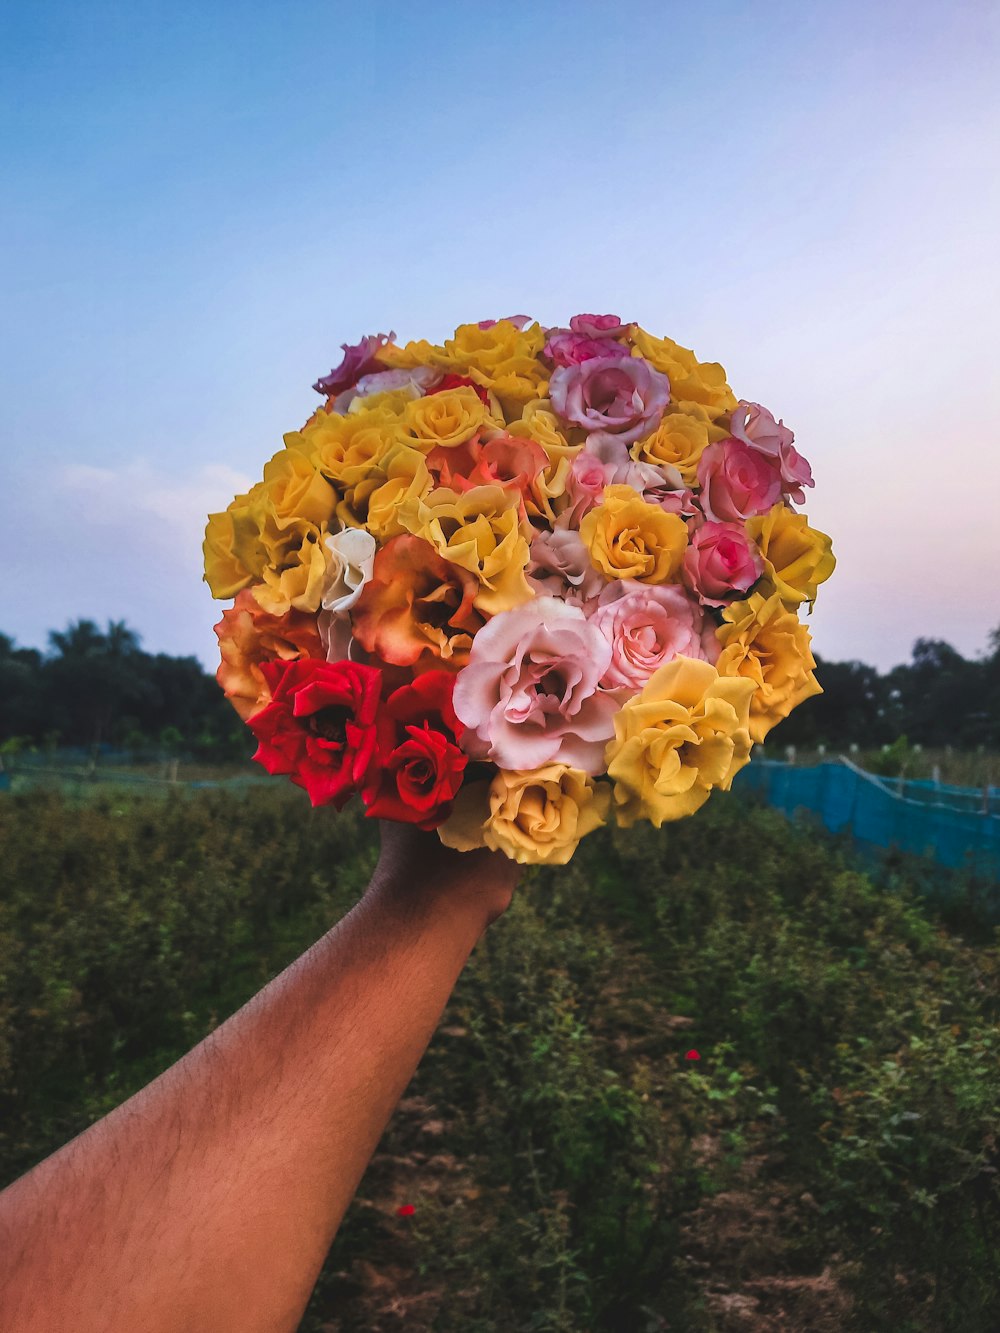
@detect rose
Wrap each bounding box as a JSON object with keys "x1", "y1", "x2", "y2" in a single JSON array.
[
  {"x1": 288, "y1": 404, "x2": 396, "y2": 491},
  {"x1": 426, "y1": 373, "x2": 492, "y2": 405},
  {"x1": 628, "y1": 329, "x2": 736, "y2": 417},
  {"x1": 745, "y1": 504, "x2": 836, "y2": 607},
  {"x1": 716, "y1": 593, "x2": 821, "y2": 742},
  {"x1": 570, "y1": 313, "x2": 629, "y2": 340},
  {"x1": 441, "y1": 320, "x2": 548, "y2": 405},
  {"x1": 398, "y1": 483, "x2": 533, "y2": 615},
  {"x1": 482, "y1": 765, "x2": 611, "y2": 864},
  {"x1": 729, "y1": 401, "x2": 814, "y2": 503},
  {"x1": 549, "y1": 354, "x2": 670, "y2": 444},
  {"x1": 696, "y1": 438, "x2": 783, "y2": 523},
  {"x1": 247, "y1": 657, "x2": 382, "y2": 808},
  {"x1": 317, "y1": 527, "x2": 377, "y2": 661},
  {"x1": 204, "y1": 500, "x2": 254, "y2": 600},
  {"x1": 453, "y1": 596, "x2": 619, "y2": 774},
  {"x1": 560, "y1": 437, "x2": 690, "y2": 528},
  {"x1": 605, "y1": 656, "x2": 756, "y2": 826},
  {"x1": 591, "y1": 582, "x2": 719, "y2": 690},
  {"x1": 425, "y1": 433, "x2": 548, "y2": 507},
  {"x1": 631, "y1": 410, "x2": 711, "y2": 485},
  {"x1": 579, "y1": 484, "x2": 688, "y2": 583},
  {"x1": 214, "y1": 589, "x2": 324, "y2": 720},
  {"x1": 542, "y1": 315, "x2": 631, "y2": 367},
  {"x1": 683, "y1": 521, "x2": 763, "y2": 607},
  {"x1": 350, "y1": 534, "x2": 484, "y2": 670},
  {"x1": 312, "y1": 332, "x2": 396, "y2": 398},
  {"x1": 543, "y1": 331, "x2": 625, "y2": 366},
  {"x1": 252, "y1": 521, "x2": 331, "y2": 616},
  {"x1": 526, "y1": 525, "x2": 605, "y2": 606},
  {"x1": 362, "y1": 671, "x2": 467, "y2": 829},
  {"x1": 399, "y1": 385, "x2": 491, "y2": 450},
  {"x1": 331, "y1": 365, "x2": 441, "y2": 414},
  {"x1": 364, "y1": 447, "x2": 432, "y2": 541}
]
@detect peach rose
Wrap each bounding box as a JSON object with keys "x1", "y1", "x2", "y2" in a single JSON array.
[{"x1": 214, "y1": 589, "x2": 324, "y2": 720}]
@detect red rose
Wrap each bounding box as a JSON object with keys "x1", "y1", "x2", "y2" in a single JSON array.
[
  {"x1": 427, "y1": 373, "x2": 491, "y2": 406},
  {"x1": 363, "y1": 671, "x2": 468, "y2": 830},
  {"x1": 248, "y1": 657, "x2": 382, "y2": 808}
]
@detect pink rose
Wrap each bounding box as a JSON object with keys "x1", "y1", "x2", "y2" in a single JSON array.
[
  {"x1": 561, "y1": 444, "x2": 620, "y2": 527},
  {"x1": 544, "y1": 315, "x2": 631, "y2": 367},
  {"x1": 549, "y1": 354, "x2": 670, "y2": 444},
  {"x1": 543, "y1": 330, "x2": 624, "y2": 367},
  {"x1": 696, "y1": 438, "x2": 783, "y2": 523},
  {"x1": 591, "y1": 582, "x2": 719, "y2": 690},
  {"x1": 730, "y1": 400, "x2": 814, "y2": 504},
  {"x1": 312, "y1": 332, "x2": 395, "y2": 398},
  {"x1": 527, "y1": 526, "x2": 605, "y2": 607},
  {"x1": 683, "y1": 521, "x2": 763, "y2": 607},
  {"x1": 561, "y1": 436, "x2": 692, "y2": 527},
  {"x1": 569, "y1": 313, "x2": 629, "y2": 340},
  {"x1": 452, "y1": 598, "x2": 618, "y2": 773}
]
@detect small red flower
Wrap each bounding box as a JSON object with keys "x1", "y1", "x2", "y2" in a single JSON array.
[
  {"x1": 685, "y1": 1049, "x2": 701, "y2": 1061},
  {"x1": 363, "y1": 671, "x2": 467, "y2": 830},
  {"x1": 248, "y1": 657, "x2": 382, "y2": 808},
  {"x1": 396, "y1": 1203, "x2": 416, "y2": 1217}
]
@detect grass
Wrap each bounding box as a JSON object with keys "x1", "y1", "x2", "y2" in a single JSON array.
[{"x1": 1, "y1": 784, "x2": 998, "y2": 1330}]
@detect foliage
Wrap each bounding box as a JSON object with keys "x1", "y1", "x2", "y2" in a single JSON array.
[
  {"x1": 0, "y1": 620, "x2": 246, "y2": 754},
  {"x1": 1, "y1": 788, "x2": 999, "y2": 1330},
  {"x1": 777, "y1": 626, "x2": 1000, "y2": 750}
]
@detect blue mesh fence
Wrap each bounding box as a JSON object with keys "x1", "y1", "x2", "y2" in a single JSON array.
[{"x1": 733, "y1": 757, "x2": 1000, "y2": 886}]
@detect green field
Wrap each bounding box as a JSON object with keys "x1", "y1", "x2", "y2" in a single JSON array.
[{"x1": 1, "y1": 786, "x2": 998, "y2": 1330}]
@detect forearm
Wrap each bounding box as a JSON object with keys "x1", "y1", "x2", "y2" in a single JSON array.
[{"x1": 0, "y1": 840, "x2": 513, "y2": 1333}]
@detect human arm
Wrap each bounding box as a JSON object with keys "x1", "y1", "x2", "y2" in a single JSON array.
[{"x1": 0, "y1": 825, "x2": 517, "y2": 1333}]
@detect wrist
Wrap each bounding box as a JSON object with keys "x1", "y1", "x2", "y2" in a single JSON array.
[{"x1": 366, "y1": 824, "x2": 518, "y2": 936}]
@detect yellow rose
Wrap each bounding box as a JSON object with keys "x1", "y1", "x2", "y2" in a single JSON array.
[
  {"x1": 398, "y1": 386, "x2": 490, "y2": 450},
  {"x1": 631, "y1": 409, "x2": 711, "y2": 485},
  {"x1": 717, "y1": 593, "x2": 822, "y2": 743},
  {"x1": 502, "y1": 400, "x2": 581, "y2": 522},
  {"x1": 251, "y1": 520, "x2": 330, "y2": 616},
  {"x1": 258, "y1": 447, "x2": 338, "y2": 530},
  {"x1": 628, "y1": 328, "x2": 736, "y2": 417},
  {"x1": 745, "y1": 504, "x2": 836, "y2": 607},
  {"x1": 364, "y1": 446, "x2": 432, "y2": 541},
  {"x1": 605, "y1": 656, "x2": 756, "y2": 827},
  {"x1": 374, "y1": 337, "x2": 447, "y2": 370},
  {"x1": 436, "y1": 779, "x2": 491, "y2": 852},
  {"x1": 579, "y1": 484, "x2": 688, "y2": 583},
  {"x1": 207, "y1": 450, "x2": 337, "y2": 599},
  {"x1": 287, "y1": 406, "x2": 395, "y2": 489},
  {"x1": 399, "y1": 482, "x2": 533, "y2": 615},
  {"x1": 483, "y1": 766, "x2": 611, "y2": 865},
  {"x1": 443, "y1": 320, "x2": 548, "y2": 409},
  {"x1": 203, "y1": 499, "x2": 254, "y2": 600},
  {"x1": 505, "y1": 398, "x2": 581, "y2": 462}
]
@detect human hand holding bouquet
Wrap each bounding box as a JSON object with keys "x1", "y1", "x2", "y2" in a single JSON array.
[{"x1": 205, "y1": 316, "x2": 835, "y2": 863}]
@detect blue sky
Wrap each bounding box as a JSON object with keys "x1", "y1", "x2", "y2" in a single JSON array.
[{"x1": 2, "y1": 0, "x2": 999, "y2": 670}]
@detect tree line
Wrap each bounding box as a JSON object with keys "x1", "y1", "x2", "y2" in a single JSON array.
[
  {"x1": 0, "y1": 621, "x2": 248, "y2": 757},
  {"x1": 780, "y1": 629, "x2": 1000, "y2": 749},
  {"x1": 1, "y1": 618, "x2": 998, "y2": 757}
]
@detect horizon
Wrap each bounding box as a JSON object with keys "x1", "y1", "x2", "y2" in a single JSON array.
[{"x1": 3, "y1": 1, "x2": 999, "y2": 674}]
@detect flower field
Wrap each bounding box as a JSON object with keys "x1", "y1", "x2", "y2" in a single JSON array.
[{"x1": 1, "y1": 786, "x2": 998, "y2": 1330}]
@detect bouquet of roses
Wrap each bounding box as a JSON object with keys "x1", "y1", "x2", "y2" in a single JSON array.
[{"x1": 204, "y1": 315, "x2": 834, "y2": 864}]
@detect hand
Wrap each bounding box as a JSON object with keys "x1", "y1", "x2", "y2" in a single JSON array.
[{"x1": 368, "y1": 821, "x2": 519, "y2": 931}]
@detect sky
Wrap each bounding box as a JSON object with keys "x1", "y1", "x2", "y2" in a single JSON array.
[{"x1": 2, "y1": 0, "x2": 999, "y2": 672}]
